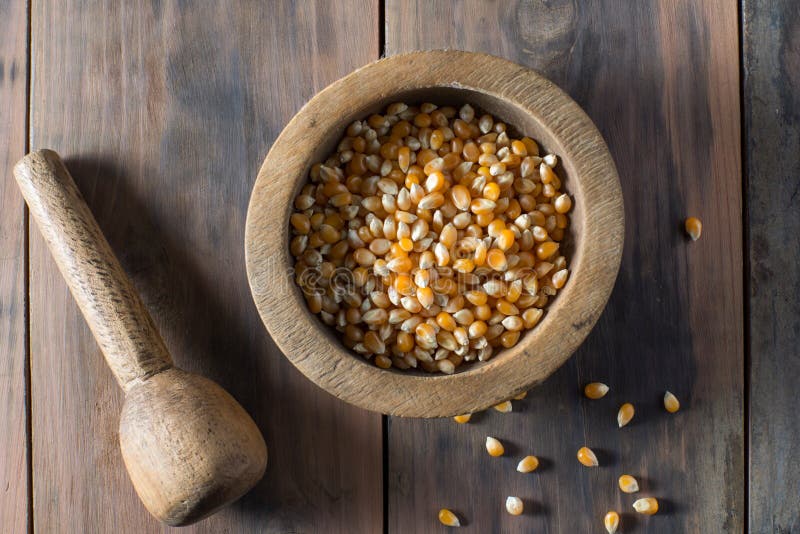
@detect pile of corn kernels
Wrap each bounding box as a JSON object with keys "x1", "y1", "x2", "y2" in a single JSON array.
[{"x1": 290, "y1": 102, "x2": 572, "y2": 373}]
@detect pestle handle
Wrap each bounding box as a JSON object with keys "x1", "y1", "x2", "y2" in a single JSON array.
[{"x1": 14, "y1": 150, "x2": 172, "y2": 390}]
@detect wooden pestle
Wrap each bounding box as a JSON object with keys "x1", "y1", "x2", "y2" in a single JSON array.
[{"x1": 14, "y1": 150, "x2": 267, "y2": 526}]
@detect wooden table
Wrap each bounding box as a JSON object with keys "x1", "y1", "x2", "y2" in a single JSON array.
[{"x1": 1, "y1": 1, "x2": 796, "y2": 532}]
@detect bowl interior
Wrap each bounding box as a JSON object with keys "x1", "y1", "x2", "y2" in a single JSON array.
[{"x1": 285, "y1": 87, "x2": 583, "y2": 376}]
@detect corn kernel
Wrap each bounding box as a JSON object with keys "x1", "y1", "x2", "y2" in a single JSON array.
[
  {"x1": 617, "y1": 403, "x2": 635, "y2": 428},
  {"x1": 493, "y1": 400, "x2": 512, "y2": 413},
  {"x1": 486, "y1": 436, "x2": 505, "y2": 457},
  {"x1": 685, "y1": 216, "x2": 702, "y2": 241},
  {"x1": 516, "y1": 455, "x2": 539, "y2": 473},
  {"x1": 664, "y1": 391, "x2": 680, "y2": 413},
  {"x1": 505, "y1": 496, "x2": 524, "y2": 516},
  {"x1": 584, "y1": 382, "x2": 609, "y2": 399},
  {"x1": 438, "y1": 508, "x2": 461, "y2": 527},
  {"x1": 618, "y1": 474, "x2": 640, "y2": 493},
  {"x1": 513, "y1": 390, "x2": 528, "y2": 400},
  {"x1": 554, "y1": 193, "x2": 572, "y2": 213},
  {"x1": 577, "y1": 446, "x2": 598, "y2": 467},
  {"x1": 632, "y1": 497, "x2": 659, "y2": 515},
  {"x1": 486, "y1": 248, "x2": 508, "y2": 271},
  {"x1": 453, "y1": 414, "x2": 471, "y2": 424},
  {"x1": 604, "y1": 511, "x2": 620, "y2": 533}
]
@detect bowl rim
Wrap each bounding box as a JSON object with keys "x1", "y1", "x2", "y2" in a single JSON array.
[{"x1": 245, "y1": 50, "x2": 624, "y2": 417}]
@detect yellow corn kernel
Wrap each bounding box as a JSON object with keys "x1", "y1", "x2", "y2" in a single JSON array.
[
  {"x1": 468, "y1": 320, "x2": 488, "y2": 338},
  {"x1": 496, "y1": 299, "x2": 519, "y2": 316},
  {"x1": 516, "y1": 455, "x2": 539, "y2": 473},
  {"x1": 375, "y1": 355, "x2": 392, "y2": 369},
  {"x1": 438, "y1": 508, "x2": 461, "y2": 527},
  {"x1": 453, "y1": 258, "x2": 475, "y2": 273},
  {"x1": 617, "y1": 403, "x2": 635, "y2": 428},
  {"x1": 436, "y1": 311, "x2": 457, "y2": 332},
  {"x1": 577, "y1": 446, "x2": 599, "y2": 467},
  {"x1": 448, "y1": 184, "x2": 471, "y2": 211},
  {"x1": 470, "y1": 198, "x2": 496, "y2": 215},
  {"x1": 604, "y1": 511, "x2": 620, "y2": 533},
  {"x1": 664, "y1": 391, "x2": 680, "y2": 413},
  {"x1": 618, "y1": 474, "x2": 640, "y2": 493},
  {"x1": 415, "y1": 323, "x2": 436, "y2": 344},
  {"x1": 493, "y1": 400, "x2": 512, "y2": 413},
  {"x1": 290, "y1": 213, "x2": 311, "y2": 234},
  {"x1": 536, "y1": 241, "x2": 559, "y2": 260},
  {"x1": 483, "y1": 182, "x2": 501, "y2": 201},
  {"x1": 416, "y1": 286, "x2": 434, "y2": 308},
  {"x1": 632, "y1": 497, "x2": 659, "y2": 515},
  {"x1": 398, "y1": 237, "x2": 414, "y2": 252},
  {"x1": 554, "y1": 193, "x2": 572, "y2": 214},
  {"x1": 453, "y1": 414, "x2": 471, "y2": 424},
  {"x1": 487, "y1": 219, "x2": 506, "y2": 237},
  {"x1": 464, "y1": 290, "x2": 488, "y2": 306},
  {"x1": 396, "y1": 331, "x2": 414, "y2": 352},
  {"x1": 486, "y1": 248, "x2": 508, "y2": 271},
  {"x1": 497, "y1": 229, "x2": 515, "y2": 251},
  {"x1": 394, "y1": 274, "x2": 414, "y2": 296},
  {"x1": 500, "y1": 330, "x2": 520, "y2": 348},
  {"x1": 486, "y1": 436, "x2": 505, "y2": 457},
  {"x1": 505, "y1": 496, "x2": 524, "y2": 516},
  {"x1": 513, "y1": 390, "x2": 528, "y2": 400},
  {"x1": 522, "y1": 308, "x2": 543, "y2": 329},
  {"x1": 584, "y1": 382, "x2": 609, "y2": 399},
  {"x1": 685, "y1": 216, "x2": 702, "y2": 241}
]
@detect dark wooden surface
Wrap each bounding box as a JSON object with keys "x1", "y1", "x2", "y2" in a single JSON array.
[
  {"x1": 386, "y1": 1, "x2": 743, "y2": 532},
  {"x1": 743, "y1": 1, "x2": 800, "y2": 532},
  {"x1": 1, "y1": 0, "x2": 796, "y2": 532},
  {"x1": 0, "y1": 2, "x2": 29, "y2": 533},
  {"x1": 26, "y1": 1, "x2": 381, "y2": 532}
]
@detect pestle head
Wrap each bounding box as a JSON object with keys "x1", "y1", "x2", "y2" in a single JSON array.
[{"x1": 118, "y1": 368, "x2": 267, "y2": 526}]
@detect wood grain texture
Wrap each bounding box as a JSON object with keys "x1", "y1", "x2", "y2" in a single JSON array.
[
  {"x1": 743, "y1": 1, "x2": 800, "y2": 532},
  {"x1": 29, "y1": 1, "x2": 381, "y2": 531},
  {"x1": 246, "y1": 50, "x2": 624, "y2": 417},
  {"x1": 386, "y1": 1, "x2": 742, "y2": 532},
  {"x1": 0, "y1": 1, "x2": 29, "y2": 532}
]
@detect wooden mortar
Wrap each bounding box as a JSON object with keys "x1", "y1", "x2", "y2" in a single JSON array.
[
  {"x1": 246, "y1": 50, "x2": 624, "y2": 417},
  {"x1": 14, "y1": 150, "x2": 268, "y2": 526}
]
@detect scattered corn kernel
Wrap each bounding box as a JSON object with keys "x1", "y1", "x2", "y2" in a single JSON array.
[
  {"x1": 617, "y1": 403, "x2": 635, "y2": 428},
  {"x1": 664, "y1": 391, "x2": 680, "y2": 413},
  {"x1": 618, "y1": 474, "x2": 640, "y2": 493},
  {"x1": 604, "y1": 511, "x2": 620, "y2": 533},
  {"x1": 438, "y1": 508, "x2": 461, "y2": 527},
  {"x1": 486, "y1": 436, "x2": 505, "y2": 457},
  {"x1": 685, "y1": 216, "x2": 702, "y2": 241},
  {"x1": 453, "y1": 414, "x2": 472, "y2": 424},
  {"x1": 493, "y1": 400, "x2": 513, "y2": 413},
  {"x1": 290, "y1": 102, "x2": 572, "y2": 373},
  {"x1": 505, "y1": 496, "x2": 524, "y2": 516},
  {"x1": 513, "y1": 390, "x2": 528, "y2": 400},
  {"x1": 584, "y1": 382, "x2": 609, "y2": 399},
  {"x1": 632, "y1": 497, "x2": 659, "y2": 515},
  {"x1": 577, "y1": 446, "x2": 599, "y2": 467},
  {"x1": 516, "y1": 455, "x2": 539, "y2": 473}
]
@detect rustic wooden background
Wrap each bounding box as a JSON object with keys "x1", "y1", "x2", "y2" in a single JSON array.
[{"x1": 0, "y1": 1, "x2": 796, "y2": 532}]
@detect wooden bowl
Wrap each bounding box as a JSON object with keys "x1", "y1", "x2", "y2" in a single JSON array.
[{"x1": 245, "y1": 50, "x2": 623, "y2": 417}]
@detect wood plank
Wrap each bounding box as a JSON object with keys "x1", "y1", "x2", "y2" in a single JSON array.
[
  {"x1": 743, "y1": 1, "x2": 800, "y2": 531},
  {"x1": 385, "y1": 1, "x2": 743, "y2": 532},
  {"x1": 0, "y1": 1, "x2": 30, "y2": 532},
  {"x1": 29, "y1": 1, "x2": 381, "y2": 531}
]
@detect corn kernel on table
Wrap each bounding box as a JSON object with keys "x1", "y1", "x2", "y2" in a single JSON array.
[{"x1": 1, "y1": 1, "x2": 797, "y2": 532}]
